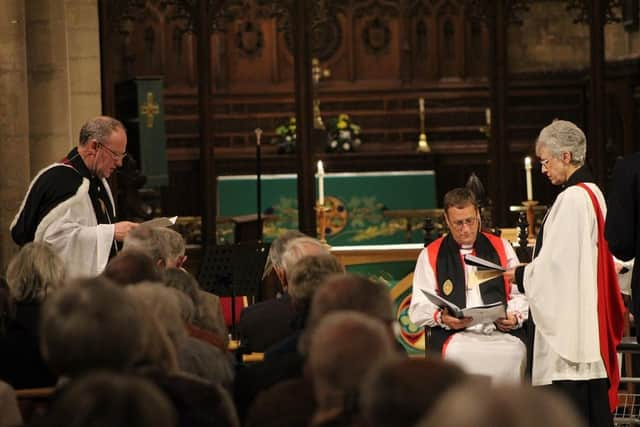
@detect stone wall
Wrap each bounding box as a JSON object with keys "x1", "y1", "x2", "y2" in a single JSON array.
[{"x1": 509, "y1": 1, "x2": 640, "y2": 73}]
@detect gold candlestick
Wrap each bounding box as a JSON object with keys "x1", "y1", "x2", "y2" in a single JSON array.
[
  {"x1": 417, "y1": 97, "x2": 431, "y2": 152},
  {"x1": 315, "y1": 202, "x2": 330, "y2": 245},
  {"x1": 522, "y1": 200, "x2": 539, "y2": 241}
]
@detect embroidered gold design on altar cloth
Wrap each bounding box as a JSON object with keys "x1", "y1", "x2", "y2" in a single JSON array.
[{"x1": 442, "y1": 279, "x2": 454, "y2": 296}]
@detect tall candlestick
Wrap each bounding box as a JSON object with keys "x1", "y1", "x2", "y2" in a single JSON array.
[
  {"x1": 419, "y1": 97, "x2": 425, "y2": 113},
  {"x1": 317, "y1": 160, "x2": 325, "y2": 206},
  {"x1": 485, "y1": 108, "x2": 491, "y2": 126},
  {"x1": 524, "y1": 156, "x2": 533, "y2": 201}
]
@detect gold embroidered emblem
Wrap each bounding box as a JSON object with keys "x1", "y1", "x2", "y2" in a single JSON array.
[{"x1": 442, "y1": 279, "x2": 454, "y2": 296}]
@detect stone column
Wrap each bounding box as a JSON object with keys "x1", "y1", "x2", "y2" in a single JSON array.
[
  {"x1": 26, "y1": 0, "x2": 102, "y2": 174},
  {"x1": 0, "y1": 0, "x2": 102, "y2": 271},
  {"x1": 64, "y1": 0, "x2": 102, "y2": 141},
  {"x1": 0, "y1": 1, "x2": 31, "y2": 272}
]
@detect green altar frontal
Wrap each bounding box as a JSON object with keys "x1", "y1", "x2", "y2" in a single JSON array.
[
  {"x1": 218, "y1": 171, "x2": 437, "y2": 355},
  {"x1": 217, "y1": 170, "x2": 437, "y2": 245}
]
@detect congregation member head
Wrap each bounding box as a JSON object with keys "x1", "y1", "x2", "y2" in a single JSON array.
[
  {"x1": 280, "y1": 236, "x2": 330, "y2": 290},
  {"x1": 43, "y1": 372, "x2": 177, "y2": 427},
  {"x1": 416, "y1": 383, "x2": 586, "y2": 427},
  {"x1": 40, "y1": 277, "x2": 145, "y2": 378},
  {"x1": 124, "y1": 226, "x2": 188, "y2": 269},
  {"x1": 123, "y1": 226, "x2": 169, "y2": 267},
  {"x1": 6, "y1": 241, "x2": 66, "y2": 303},
  {"x1": 163, "y1": 267, "x2": 228, "y2": 345},
  {"x1": 156, "y1": 227, "x2": 188, "y2": 268},
  {"x1": 264, "y1": 230, "x2": 306, "y2": 278},
  {"x1": 102, "y1": 248, "x2": 163, "y2": 286},
  {"x1": 360, "y1": 358, "x2": 467, "y2": 427},
  {"x1": 127, "y1": 283, "x2": 234, "y2": 387},
  {"x1": 287, "y1": 254, "x2": 344, "y2": 326},
  {"x1": 299, "y1": 273, "x2": 395, "y2": 355},
  {"x1": 308, "y1": 311, "x2": 397, "y2": 427}
]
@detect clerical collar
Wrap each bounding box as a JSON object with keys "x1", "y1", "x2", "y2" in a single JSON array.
[
  {"x1": 460, "y1": 244, "x2": 473, "y2": 250},
  {"x1": 64, "y1": 147, "x2": 93, "y2": 180},
  {"x1": 563, "y1": 164, "x2": 594, "y2": 189}
]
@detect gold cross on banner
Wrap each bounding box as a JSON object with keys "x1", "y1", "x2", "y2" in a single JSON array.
[{"x1": 140, "y1": 92, "x2": 160, "y2": 128}]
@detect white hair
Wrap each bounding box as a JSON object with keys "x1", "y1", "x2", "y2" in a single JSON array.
[
  {"x1": 280, "y1": 236, "x2": 329, "y2": 276},
  {"x1": 535, "y1": 119, "x2": 586, "y2": 165}
]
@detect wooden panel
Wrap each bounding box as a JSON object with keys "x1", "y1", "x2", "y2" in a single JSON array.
[{"x1": 99, "y1": 2, "x2": 640, "y2": 228}]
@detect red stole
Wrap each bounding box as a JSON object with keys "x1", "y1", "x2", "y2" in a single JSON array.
[{"x1": 577, "y1": 183, "x2": 625, "y2": 412}]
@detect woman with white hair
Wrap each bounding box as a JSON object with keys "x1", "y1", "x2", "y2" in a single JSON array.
[
  {"x1": 505, "y1": 120, "x2": 624, "y2": 427},
  {"x1": 0, "y1": 242, "x2": 66, "y2": 389}
]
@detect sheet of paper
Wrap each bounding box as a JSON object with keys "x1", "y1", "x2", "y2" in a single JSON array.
[
  {"x1": 462, "y1": 302, "x2": 506, "y2": 327},
  {"x1": 464, "y1": 254, "x2": 505, "y2": 272},
  {"x1": 141, "y1": 216, "x2": 178, "y2": 228}
]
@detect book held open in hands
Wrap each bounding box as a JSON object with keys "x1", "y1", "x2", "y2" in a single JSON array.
[{"x1": 421, "y1": 289, "x2": 507, "y2": 327}]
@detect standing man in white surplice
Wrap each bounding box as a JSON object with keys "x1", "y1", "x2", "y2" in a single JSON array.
[
  {"x1": 505, "y1": 120, "x2": 625, "y2": 427},
  {"x1": 10, "y1": 116, "x2": 138, "y2": 278},
  {"x1": 409, "y1": 187, "x2": 528, "y2": 385}
]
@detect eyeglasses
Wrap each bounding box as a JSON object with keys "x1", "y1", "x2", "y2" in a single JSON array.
[
  {"x1": 449, "y1": 217, "x2": 478, "y2": 229},
  {"x1": 451, "y1": 216, "x2": 478, "y2": 229},
  {"x1": 97, "y1": 142, "x2": 127, "y2": 161}
]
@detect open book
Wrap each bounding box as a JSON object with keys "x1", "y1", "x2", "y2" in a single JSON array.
[
  {"x1": 421, "y1": 289, "x2": 506, "y2": 327},
  {"x1": 141, "y1": 216, "x2": 178, "y2": 228},
  {"x1": 463, "y1": 254, "x2": 505, "y2": 272}
]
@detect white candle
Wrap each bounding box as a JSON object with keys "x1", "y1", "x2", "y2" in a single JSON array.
[
  {"x1": 317, "y1": 160, "x2": 325, "y2": 205},
  {"x1": 524, "y1": 156, "x2": 533, "y2": 201},
  {"x1": 419, "y1": 98, "x2": 425, "y2": 113},
  {"x1": 485, "y1": 108, "x2": 491, "y2": 126}
]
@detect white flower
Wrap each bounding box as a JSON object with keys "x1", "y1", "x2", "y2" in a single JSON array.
[
  {"x1": 342, "y1": 142, "x2": 351, "y2": 151},
  {"x1": 285, "y1": 136, "x2": 292, "y2": 142},
  {"x1": 330, "y1": 140, "x2": 338, "y2": 148}
]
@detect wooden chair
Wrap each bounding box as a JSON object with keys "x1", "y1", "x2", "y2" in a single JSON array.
[{"x1": 15, "y1": 387, "x2": 55, "y2": 423}]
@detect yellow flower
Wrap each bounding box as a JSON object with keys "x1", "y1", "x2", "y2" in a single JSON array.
[
  {"x1": 337, "y1": 120, "x2": 347, "y2": 129},
  {"x1": 339, "y1": 114, "x2": 349, "y2": 121}
]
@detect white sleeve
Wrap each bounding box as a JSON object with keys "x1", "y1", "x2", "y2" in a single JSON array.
[
  {"x1": 35, "y1": 181, "x2": 114, "y2": 278},
  {"x1": 409, "y1": 249, "x2": 442, "y2": 328},
  {"x1": 502, "y1": 239, "x2": 529, "y2": 325}
]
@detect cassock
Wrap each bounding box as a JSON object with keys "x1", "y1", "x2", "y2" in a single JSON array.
[
  {"x1": 10, "y1": 148, "x2": 118, "y2": 278},
  {"x1": 409, "y1": 234, "x2": 528, "y2": 385}
]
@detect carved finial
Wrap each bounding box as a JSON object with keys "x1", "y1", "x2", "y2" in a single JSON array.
[
  {"x1": 466, "y1": 173, "x2": 486, "y2": 208},
  {"x1": 517, "y1": 211, "x2": 528, "y2": 247}
]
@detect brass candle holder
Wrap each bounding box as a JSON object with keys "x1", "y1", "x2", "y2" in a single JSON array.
[
  {"x1": 521, "y1": 200, "x2": 539, "y2": 241},
  {"x1": 315, "y1": 202, "x2": 331, "y2": 245}
]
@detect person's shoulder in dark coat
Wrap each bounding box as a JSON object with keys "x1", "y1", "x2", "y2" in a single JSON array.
[{"x1": 237, "y1": 294, "x2": 295, "y2": 353}]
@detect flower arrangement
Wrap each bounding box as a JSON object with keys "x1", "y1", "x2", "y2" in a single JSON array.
[
  {"x1": 272, "y1": 117, "x2": 297, "y2": 153},
  {"x1": 326, "y1": 114, "x2": 362, "y2": 152}
]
